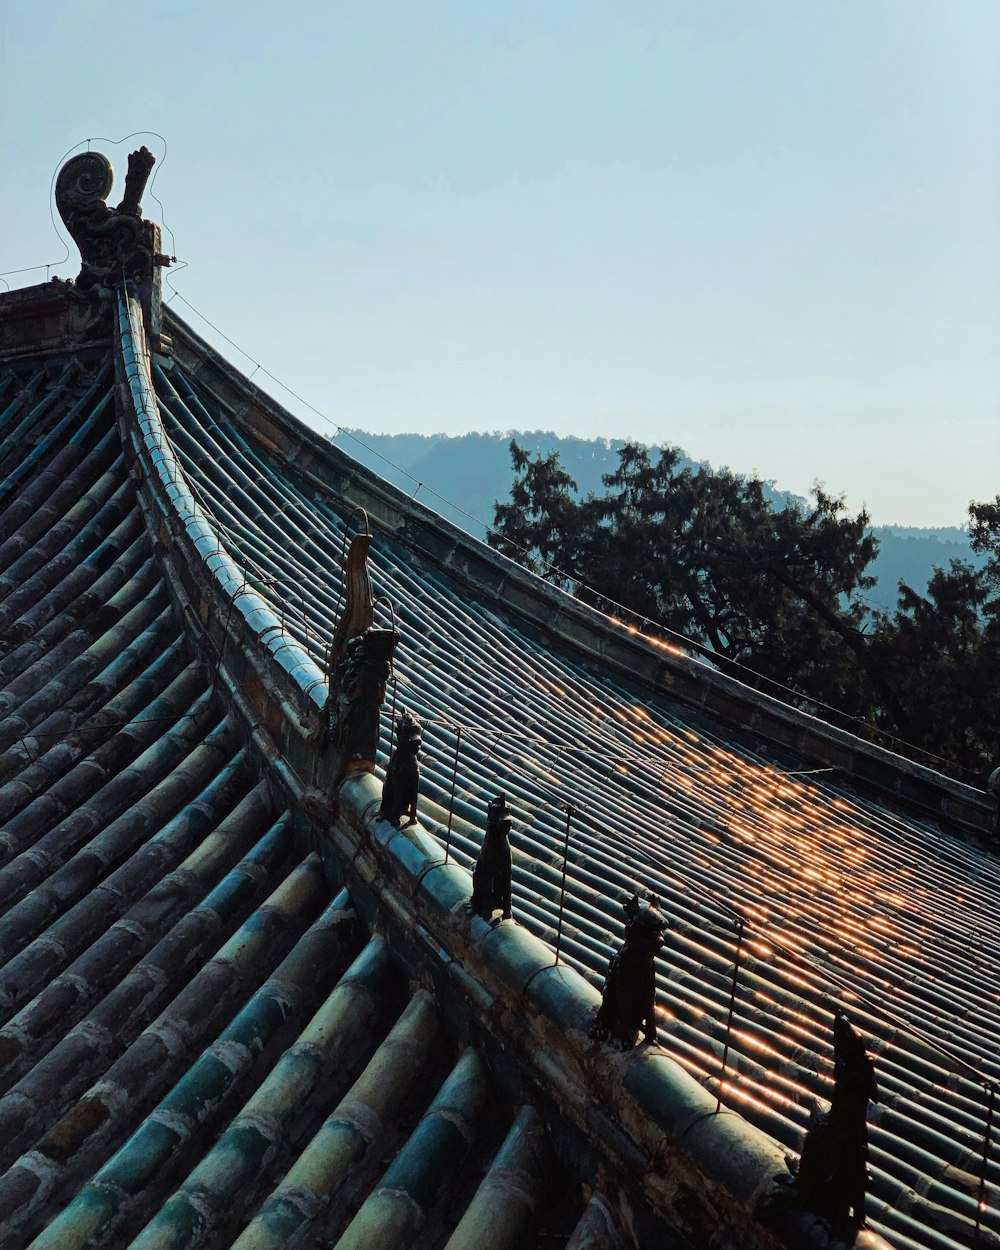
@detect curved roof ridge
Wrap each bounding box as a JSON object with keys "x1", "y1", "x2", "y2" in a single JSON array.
[{"x1": 118, "y1": 291, "x2": 327, "y2": 711}]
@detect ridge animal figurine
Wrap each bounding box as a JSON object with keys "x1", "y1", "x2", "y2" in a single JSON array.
[
  {"x1": 471, "y1": 795, "x2": 513, "y2": 922},
  {"x1": 330, "y1": 627, "x2": 398, "y2": 776},
  {"x1": 378, "y1": 712, "x2": 422, "y2": 827},
  {"x1": 785, "y1": 1009, "x2": 879, "y2": 1243},
  {"x1": 592, "y1": 894, "x2": 666, "y2": 1049}
]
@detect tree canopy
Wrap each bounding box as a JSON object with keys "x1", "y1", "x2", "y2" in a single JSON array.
[{"x1": 490, "y1": 443, "x2": 997, "y2": 784}]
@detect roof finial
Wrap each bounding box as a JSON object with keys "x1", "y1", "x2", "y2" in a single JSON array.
[{"x1": 55, "y1": 146, "x2": 171, "y2": 295}]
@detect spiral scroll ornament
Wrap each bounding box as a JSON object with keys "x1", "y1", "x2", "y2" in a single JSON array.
[{"x1": 54, "y1": 152, "x2": 115, "y2": 221}]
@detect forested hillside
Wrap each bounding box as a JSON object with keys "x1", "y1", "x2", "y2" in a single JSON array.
[{"x1": 339, "y1": 429, "x2": 984, "y2": 612}]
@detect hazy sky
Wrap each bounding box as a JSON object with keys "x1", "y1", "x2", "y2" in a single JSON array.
[{"x1": 2, "y1": 2, "x2": 997, "y2": 526}]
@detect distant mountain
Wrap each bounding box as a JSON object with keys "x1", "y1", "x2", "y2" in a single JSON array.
[
  {"x1": 338, "y1": 429, "x2": 984, "y2": 614},
  {"x1": 866, "y1": 527, "x2": 985, "y2": 611}
]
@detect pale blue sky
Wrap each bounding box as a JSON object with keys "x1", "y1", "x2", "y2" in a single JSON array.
[{"x1": 2, "y1": 1, "x2": 997, "y2": 525}]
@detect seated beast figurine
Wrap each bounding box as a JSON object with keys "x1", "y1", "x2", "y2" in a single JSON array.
[
  {"x1": 592, "y1": 894, "x2": 667, "y2": 1049},
  {"x1": 471, "y1": 795, "x2": 513, "y2": 922},
  {"x1": 785, "y1": 1008, "x2": 879, "y2": 1243},
  {"x1": 378, "y1": 712, "x2": 422, "y2": 828}
]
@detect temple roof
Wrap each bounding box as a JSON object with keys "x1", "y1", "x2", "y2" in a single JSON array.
[
  {"x1": 0, "y1": 336, "x2": 590, "y2": 1249},
  {"x1": 0, "y1": 152, "x2": 996, "y2": 1250}
]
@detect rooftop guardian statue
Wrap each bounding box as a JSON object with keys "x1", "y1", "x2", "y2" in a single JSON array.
[
  {"x1": 786, "y1": 1009, "x2": 879, "y2": 1243},
  {"x1": 470, "y1": 794, "x2": 513, "y2": 922},
  {"x1": 378, "y1": 712, "x2": 422, "y2": 827},
  {"x1": 592, "y1": 894, "x2": 667, "y2": 1049}
]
